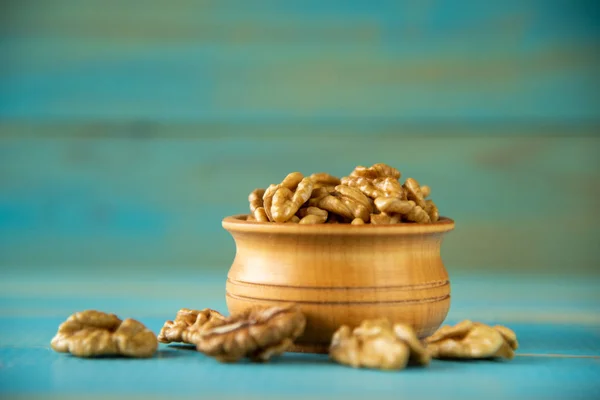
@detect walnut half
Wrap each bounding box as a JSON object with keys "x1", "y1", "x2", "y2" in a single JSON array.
[
  {"x1": 196, "y1": 304, "x2": 306, "y2": 363},
  {"x1": 51, "y1": 310, "x2": 158, "y2": 358},
  {"x1": 329, "y1": 319, "x2": 430, "y2": 370},
  {"x1": 158, "y1": 308, "x2": 226, "y2": 345},
  {"x1": 425, "y1": 320, "x2": 518, "y2": 360}
]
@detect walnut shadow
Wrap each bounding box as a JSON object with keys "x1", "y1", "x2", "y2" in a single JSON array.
[
  {"x1": 164, "y1": 344, "x2": 197, "y2": 351},
  {"x1": 63, "y1": 349, "x2": 187, "y2": 360},
  {"x1": 268, "y1": 352, "x2": 332, "y2": 365}
]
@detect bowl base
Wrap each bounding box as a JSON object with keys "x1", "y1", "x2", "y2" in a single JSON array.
[{"x1": 288, "y1": 343, "x2": 328, "y2": 354}]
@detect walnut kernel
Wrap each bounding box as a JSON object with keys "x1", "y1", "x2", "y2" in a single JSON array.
[
  {"x1": 425, "y1": 320, "x2": 519, "y2": 360},
  {"x1": 330, "y1": 319, "x2": 429, "y2": 370},
  {"x1": 51, "y1": 310, "x2": 157, "y2": 358},
  {"x1": 196, "y1": 304, "x2": 306, "y2": 363},
  {"x1": 158, "y1": 308, "x2": 226, "y2": 345}
]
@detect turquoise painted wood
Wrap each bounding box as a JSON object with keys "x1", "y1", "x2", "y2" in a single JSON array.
[
  {"x1": 1, "y1": 0, "x2": 599, "y2": 121},
  {"x1": 1, "y1": 3, "x2": 599, "y2": 397},
  {"x1": 0, "y1": 271, "x2": 599, "y2": 399},
  {"x1": 1, "y1": 125, "x2": 599, "y2": 274},
  {"x1": 1, "y1": 0, "x2": 599, "y2": 273}
]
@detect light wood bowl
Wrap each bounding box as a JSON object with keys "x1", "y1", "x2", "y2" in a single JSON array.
[{"x1": 222, "y1": 215, "x2": 455, "y2": 354}]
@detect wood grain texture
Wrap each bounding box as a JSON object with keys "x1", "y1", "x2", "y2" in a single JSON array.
[
  {"x1": 1, "y1": 0, "x2": 599, "y2": 274},
  {"x1": 0, "y1": 123, "x2": 598, "y2": 274},
  {"x1": 0, "y1": 271, "x2": 599, "y2": 399},
  {"x1": 1, "y1": 0, "x2": 599, "y2": 121}
]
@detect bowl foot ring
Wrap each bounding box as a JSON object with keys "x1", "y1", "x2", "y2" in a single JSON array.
[{"x1": 289, "y1": 343, "x2": 328, "y2": 354}]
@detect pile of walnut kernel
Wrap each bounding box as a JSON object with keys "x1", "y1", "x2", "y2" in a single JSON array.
[
  {"x1": 247, "y1": 163, "x2": 439, "y2": 224},
  {"x1": 51, "y1": 307, "x2": 518, "y2": 371}
]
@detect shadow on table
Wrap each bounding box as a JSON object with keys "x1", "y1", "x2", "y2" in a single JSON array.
[
  {"x1": 160, "y1": 344, "x2": 556, "y2": 369},
  {"x1": 163, "y1": 344, "x2": 332, "y2": 365},
  {"x1": 163, "y1": 344, "x2": 197, "y2": 351},
  {"x1": 155, "y1": 349, "x2": 194, "y2": 359},
  {"x1": 270, "y1": 353, "x2": 331, "y2": 366}
]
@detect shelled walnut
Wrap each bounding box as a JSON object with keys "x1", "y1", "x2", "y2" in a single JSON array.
[
  {"x1": 195, "y1": 304, "x2": 306, "y2": 363},
  {"x1": 425, "y1": 320, "x2": 518, "y2": 360},
  {"x1": 51, "y1": 310, "x2": 157, "y2": 358},
  {"x1": 297, "y1": 206, "x2": 328, "y2": 224},
  {"x1": 329, "y1": 319, "x2": 430, "y2": 370},
  {"x1": 350, "y1": 163, "x2": 401, "y2": 180},
  {"x1": 310, "y1": 172, "x2": 341, "y2": 189},
  {"x1": 262, "y1": 173, "x2": 314, "y2": 223},
  {"x1": 246, "y1": 163, "x2": 441, "y2": 224},
  {"x1": 158, "y1": 308, "x2": 226, "y2": 345}
]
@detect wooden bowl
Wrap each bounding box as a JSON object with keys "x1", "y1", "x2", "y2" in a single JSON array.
[{"x1": 222, "y1": 215, "x2": 455, "y2": 354}]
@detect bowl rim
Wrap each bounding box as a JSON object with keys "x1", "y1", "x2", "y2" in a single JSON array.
[{"x1": 222, "y1": 214, "x2": 455, "y2": 235}]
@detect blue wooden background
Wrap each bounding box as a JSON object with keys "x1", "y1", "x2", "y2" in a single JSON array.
[
  {"x1": 1, "y1": 2, "x2": 600, "y2": 399},
  {"x1": 1, "y1": 0, "x2": 599, "y2": 275}
]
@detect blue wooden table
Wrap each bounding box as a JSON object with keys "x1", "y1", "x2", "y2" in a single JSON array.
[{"x1": 1, "y1": 270, "x2": 598, "y2": 399}]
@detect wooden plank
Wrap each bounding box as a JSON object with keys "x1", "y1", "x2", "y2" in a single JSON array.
[
  {"x1": 1, "y1": 125, "x2": 598, "y2": 274},
  {"x1": 2, "y1": 0, "x2": 599, "y2": 121},
  {"x1": 2, "y1": 272, "x2": 598, "y2": 323},
  {"x1": 1, "y1": 121, "x2": 598, "y2": 138},
  {"x1": 0, "y1": 273, "x2": 599, "y2": 399}
]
